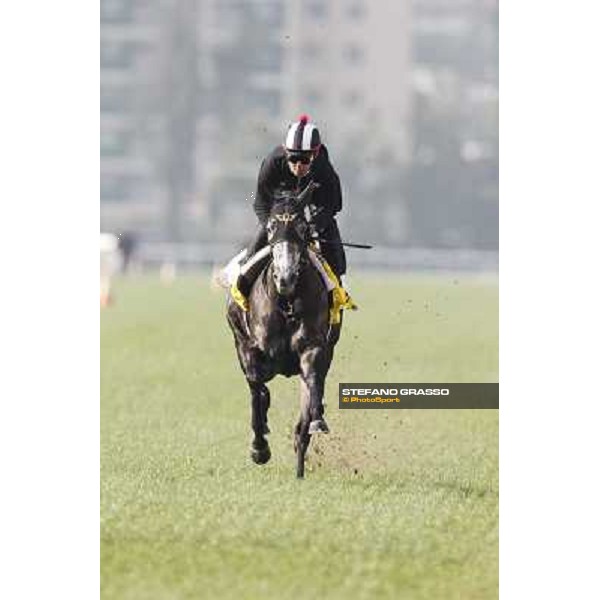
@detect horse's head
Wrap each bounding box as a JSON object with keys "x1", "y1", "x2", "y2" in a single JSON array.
[{"x1": 266, "y1": 181, "x2": 318, "y2": 296}]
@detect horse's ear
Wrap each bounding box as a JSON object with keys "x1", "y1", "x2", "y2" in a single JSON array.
[{"x1": 296, "y1": 180, "x2": 320, "y2": 209}]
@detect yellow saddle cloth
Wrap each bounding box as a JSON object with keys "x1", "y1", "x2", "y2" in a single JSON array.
[
  {"x1": 319, "y1": 259, "x2": 358, "y2": 324},
  {"x1": 230, "y1": 280, "x2": 249, "y2": 312}
]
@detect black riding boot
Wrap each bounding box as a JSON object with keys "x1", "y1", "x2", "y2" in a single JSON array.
[
  {"x1": 319, "y1": 220, "x2": 347, "y2": 278},
  {"x1": 321, "y1": 251, "x2": 344, "y2": 347},
  {"x1": 317, "y1": 222, "x2": 350, "y2": 346}
]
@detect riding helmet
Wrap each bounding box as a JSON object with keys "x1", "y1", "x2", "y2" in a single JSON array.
[{"x1": 285, "y1": 114, "x2": 321, "y2": 152}]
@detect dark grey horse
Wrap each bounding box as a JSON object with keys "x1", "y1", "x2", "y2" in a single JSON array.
[{"x1": 226, "y1": 182, "x2": 339, "y2": 478}]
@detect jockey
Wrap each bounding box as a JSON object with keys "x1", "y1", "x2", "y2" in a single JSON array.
[{"x1": 232, "y1": 114, "x2": 351, "y2": 314}]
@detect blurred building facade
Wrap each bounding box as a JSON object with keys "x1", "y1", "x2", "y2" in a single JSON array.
[
  {"x1": 101, "y1": 0, "x2": 498, "y2": 250},
  {"x1": 194, "y1": 0, "x2": 411, "y2": 244},
  {"x1": 410, "y1": 0, "x2": 498, "y2": 248},
  {"x1": 101, "y1": 0, "x2": 165, "y2": 237}
]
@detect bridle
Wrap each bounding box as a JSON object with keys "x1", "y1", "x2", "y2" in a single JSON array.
[{"x1": 266, "y1": 182, "x2": 318, "y2": 299}]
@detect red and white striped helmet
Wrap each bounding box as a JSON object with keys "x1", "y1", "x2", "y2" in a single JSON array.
[{"x1": 284, "y1": 114, "x2": 321, "y2": 152}]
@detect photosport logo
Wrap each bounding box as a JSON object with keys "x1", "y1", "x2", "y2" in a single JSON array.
[{"x1": 338, "y1": 384, "x2": 499, "y2": 409}]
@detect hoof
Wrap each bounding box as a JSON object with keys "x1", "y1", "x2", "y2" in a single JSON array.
[
  {"x1": 309, "y1": 419, "x2": 330, "y2": 435},
  {"x1": 250, "y1": 444, "x2": 271, "y2": 465}
]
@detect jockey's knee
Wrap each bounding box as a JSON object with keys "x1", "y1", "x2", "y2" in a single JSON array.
[
  {"x1": 237, "y1": 251, "x2": 270, "y2": 297},
  {"x1": 322, "y1": 247, "x2": 346, "y2": 278},
  {"x1": 328, "y1": 256, "x2": 346, "y2": 279}
]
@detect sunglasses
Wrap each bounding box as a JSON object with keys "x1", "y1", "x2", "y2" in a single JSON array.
[{"x1": 287, "y1": 153, "x2": 314, "y2": 165}]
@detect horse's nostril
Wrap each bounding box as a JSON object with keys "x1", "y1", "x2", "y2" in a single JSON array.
[{"x1": 276, "y1": 273, "x2": 296, "y2": 294}]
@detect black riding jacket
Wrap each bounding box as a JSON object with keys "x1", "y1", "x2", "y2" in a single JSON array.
[{"x1": 253, "y1": 144, "x2": 343, "y2": 228}]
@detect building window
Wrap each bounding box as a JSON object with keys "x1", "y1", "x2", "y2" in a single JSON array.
[
  {"x1": 101, "y1": 0, "x2": 133, "y2": 24},
  {"x1": 101, "y1": 86, "x2": 130, "y2": 113},
  {"x1": 101, "y1": 130, "x2": 131, "y2": 156},
  {"x1": 100, "y1": 41, "x2": 135, "y2": 69},
  {"x1": 302, "y1": 42, "x2": 324, "y2": 61},
  {"x1": 254, "y1": 1, "x2": 284, "y2": 28},
  {"x1": 303, "y1": 0, "x2": 328, "y2": 21},
  {"x1": 251, "y1": 44, "x2": 284, "y2": 71},
  {"x1": 101, "y1": 175, "x2": 131, "y2": 202},
  {"x1": 346, "y1": 1, "x2": 367, "y2": 20},
  {"x1": 343, "y1": 44, "x2": 365, "y2": 65}
]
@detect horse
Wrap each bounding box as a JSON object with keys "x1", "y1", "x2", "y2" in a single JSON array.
[{"x1": 225, "y1": 181, "x2": 340, "y2": 478}]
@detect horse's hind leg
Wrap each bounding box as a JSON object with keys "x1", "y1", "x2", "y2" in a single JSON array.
[{"x1": 249, "y1": 381, "x2": 271, "y2": 465}]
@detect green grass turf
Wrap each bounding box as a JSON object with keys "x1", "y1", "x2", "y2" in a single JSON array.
[{"x1": 101, "y1": 273, "x2": 498, "y2": 600}]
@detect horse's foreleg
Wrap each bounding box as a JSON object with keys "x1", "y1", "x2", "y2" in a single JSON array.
[
  {"x1": 300, "y1": 347, "x2": 330, "y2": 434},
  {"x1": 260, "y1": 384, "x2": 271, "y2": 434},
  {"x1": 249, "y1": 380, "x2": 271, "y2": 465},
  {"x1": 295, "y1": 347, "x2": 330, "y2": 478},
  {"x1": 295, "y1": 380, "x2": 312, "y2": 478}
]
